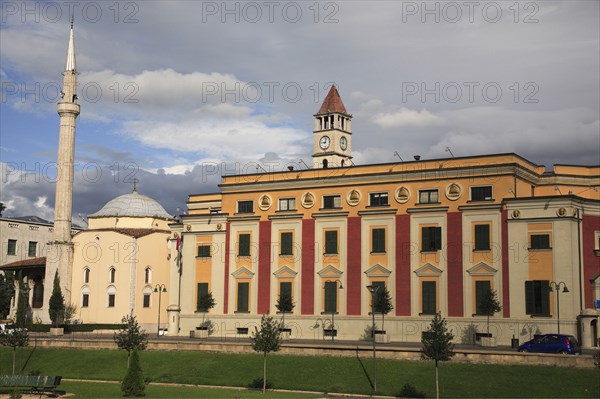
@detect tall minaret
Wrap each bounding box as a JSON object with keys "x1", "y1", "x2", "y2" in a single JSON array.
[{"x1": 45, "y1": 20, "x2": 80, "y2": 313}]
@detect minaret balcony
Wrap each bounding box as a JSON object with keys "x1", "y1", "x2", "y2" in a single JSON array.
[{"x1": 57, "y1": 102, "x2": 80, "y2": 115}]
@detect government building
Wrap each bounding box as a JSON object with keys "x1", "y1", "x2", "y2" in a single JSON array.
[{"x1": 1, "y1": 26, "x2": 599, "y2": 349}]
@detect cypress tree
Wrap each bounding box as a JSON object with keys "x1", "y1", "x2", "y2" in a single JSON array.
[{"x1": 121, "y1": 349, "x2": 145, "y2": 397}]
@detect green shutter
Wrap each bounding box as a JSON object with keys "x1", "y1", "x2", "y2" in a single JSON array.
[
  {"x1": 280, "y1": 282, "x2": 292, "y2": 299},
  {"x1": 372, "y1": 229, "x2": 386, "y2": 253},
  {"x1": 540, "y1": 280, "x2": 550, "y2": 316},
  {"x1": 434, "y1": 227, "x2": 442, "y2": 250},
  {"x1": 196, "y1": 283, "x2": 209, "y2": 311},
  {"x1": 525, "y1": 281, "x2": 534, "y2": 315},
  {"x1": 372, "y1": 281, "x2": 386, "y2": 313},
  {"x1": 474, "y1": 225, "x2": 490, "y2": 250},
  {"x1": 237, "y1": 282, "x2": 249, "y2": 312},
  {"x1": 325, "y1": 230, "x2": 338, "y2": 254},
  {"x1": 197, "y1": 245, "x2": 211, "y2": 257},
  {"x1": 324, "y1": 281, "x2": 337, "y2": 313},
  {"x1": 422, "y1": 281, "x2": 436, "y2": 314},
  {"x1": 422, "y1": 228, "x2": 430, "y2": 251},
  {"x1": 475, "y1": 280, "x2": 491, "y2": 314},
  {"x1": 239, "y1": 234, "x2": 250, "y2": 256},
  {"x1": 280, "y1": 232, "x2": 293, "y2": 255}
]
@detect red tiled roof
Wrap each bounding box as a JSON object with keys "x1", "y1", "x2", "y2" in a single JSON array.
[
  {"x1": 0, "y1": 257, "x2": 46, "y2": 270},
  {"x1": 317, "y1": 85, "x2": 348, "y2": 115}
]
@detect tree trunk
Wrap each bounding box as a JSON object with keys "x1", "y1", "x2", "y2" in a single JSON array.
[
  {"x1": 202, "y1": 311, "x2": 206, "y2": 324},
  {"x1": 12, "y1": 347, "x2": 16, "y2": 375},
  {"x1": 435, "y1": 361, "x2": 439, "y2": 399},
  {"x1": 282, "y1": 311, "x2": 285, "y2": 328},
  {"x1": 127, "y1": 351, "x2": 131, "y2": 369},
  {"x1": 263, "y1": 353, "x2": 267, "y2": 393},
  {"x1": 487, "y1": 314, "x2": 490, "y2": 335},
  {"x1": 381, "y1": 313, "x2": 385, "y2": 332}
]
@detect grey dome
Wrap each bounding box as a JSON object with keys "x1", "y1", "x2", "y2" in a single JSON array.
[{"x1": 89, "y1": 191, "x2": 172, "y2": 219}]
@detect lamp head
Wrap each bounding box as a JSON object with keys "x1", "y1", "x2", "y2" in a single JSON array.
[{"x1": 562, "y1": 286, "x2": 569, "y2": 293}]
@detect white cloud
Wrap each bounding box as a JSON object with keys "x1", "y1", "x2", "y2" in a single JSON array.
[{"x1": 372, "y1": 108, "x2": 444, "y2": 128}]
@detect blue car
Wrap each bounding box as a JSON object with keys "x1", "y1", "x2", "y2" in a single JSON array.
[{"x1": 518, "y1": 334, "x2": 581, "y2": 355}]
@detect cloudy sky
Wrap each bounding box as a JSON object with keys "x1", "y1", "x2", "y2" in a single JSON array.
[{"x1": 1, "y1": 0, "x2": 599, "y2": 222}]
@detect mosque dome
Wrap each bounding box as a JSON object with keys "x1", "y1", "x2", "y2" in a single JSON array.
[{"x1": 89, "y1": 190, "x2": 172, "y2": 220}]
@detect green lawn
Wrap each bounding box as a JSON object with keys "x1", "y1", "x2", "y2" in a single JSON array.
[{"x1": 1, "y1": 347, "x2": 598, "y2": 398}]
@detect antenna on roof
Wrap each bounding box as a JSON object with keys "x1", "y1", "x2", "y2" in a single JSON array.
[
  {"x1": 132, "y1": 178, "x2": 138, "y2": 192},
  {"x1": 445, "y1": 147, "x2": 455, "y2": 158},
  {"x1": 394, "y1": 151, "x2": 403, "y2": 162}
]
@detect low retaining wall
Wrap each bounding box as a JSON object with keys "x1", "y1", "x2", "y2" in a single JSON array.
[{"x1": 28, "y1": 336, "x2": 596, "y2": 368}]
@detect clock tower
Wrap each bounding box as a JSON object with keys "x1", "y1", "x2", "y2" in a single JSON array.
[{"x1": 313, "y1": 85, "x2": 352, "y2": 168}]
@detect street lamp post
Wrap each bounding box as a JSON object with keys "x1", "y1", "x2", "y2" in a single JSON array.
[
  {"x1": 154, "y1": 284, "x2": 167, "y2": 338},
  {"x1": 548, "y1": 281, "x2": 569, "y2": 334},
  {"x1": 327, "y1": 280, "x2": 343, "y2": 342},
  {"x1": 366, "y1": 284, "x2": 380, "y2": 393}
]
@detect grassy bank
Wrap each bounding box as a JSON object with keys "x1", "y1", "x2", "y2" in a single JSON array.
[{"x1": 1, "y1": 347, "x2": 598, "y2": 397}]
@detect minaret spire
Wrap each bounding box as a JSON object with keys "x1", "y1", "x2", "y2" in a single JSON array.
[{"x1": 44, "y1": 21, "x2": 81, "y2": 316}]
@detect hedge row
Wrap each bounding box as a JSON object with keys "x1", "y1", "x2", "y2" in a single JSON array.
[{"x1": 27, "y1": 323, "x2": 122, "y2": 333}]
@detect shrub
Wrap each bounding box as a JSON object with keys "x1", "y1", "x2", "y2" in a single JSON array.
[
  {"x1": 593, "y1": 350, "x2": 600, "y2": 369},
  {"x1": 247, "y1": 377, "x2": 273, "y2": 390},
  {"x1": 397, "y1": 383, "x2": 426, "y2": 398},
  {"x1": 121, "y1": 350, "x2": 145, "y2": 397}
]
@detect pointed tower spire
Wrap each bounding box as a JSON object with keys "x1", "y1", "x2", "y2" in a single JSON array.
[
  {"x1": 64, "y1": 16, "x2": 76, "y2": 72},
  {"x1": 313, "y1": 84, "x2": 353, "y2": 169}
]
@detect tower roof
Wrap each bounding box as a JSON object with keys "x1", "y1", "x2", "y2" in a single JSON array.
[
  {"x1": 317, "y1": 85, "x2": 348, "y2": 115},
  {"x1": 64, "y1": 21, "x2": 76, "y2": 72},
  {"x1": 89, "y1": 191, "x2": 172, "y2": 220}
]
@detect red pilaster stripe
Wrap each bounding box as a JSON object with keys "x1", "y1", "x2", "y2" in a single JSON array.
[
  {"x1": 396, "y1": 214, "x2": 411, "y2": 316},
  {"x1": 223, "y1": 222, "x2": 230, "y2": 314},
  {"x1": 583, "y1": 215, "x2": 600, "y2": 309},
  {"x1": 257, "y1": 220, "x2": 272, "y2": 314},
  {"x1": 501, "y1": 210, "x2": 510, "y2": 318},
  {"x1": 446, "y1": 212, "x2": 464, "y2": 317},
  {"x1": 347, "y1": 217, "x2": 362, "y2": 315},
  {"x1": 301, "y1": 219, "x2": 315, "y2": 314}
]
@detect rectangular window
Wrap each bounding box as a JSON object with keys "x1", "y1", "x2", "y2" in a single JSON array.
[
  {"x1": 237, "y1": 200, "x2": 254, "y2": 214},
  {"x1": 530, "y1": 234, "x2": 551, "y2": 249},
  {"x1": 324, "y1": 281, "x2": 337, "y2": 313},
  {"x1": 422, "y1": 281, "x2": 437, "y2": 315},
  {"x1": 471, "y1": 186, "x2": 493, "y2": 201},
  {"x1": 278, "y1": 198, "x2": 296, "y2": 211},
  {"x1": 371, "y1": 228, "x2": 386, "y2": 253},
  {"x1": 197, "y1": 283, "x2": 209, "y2": 312},
  {"x1": 419, "y1": 189, "x2": 439, "y2": 204},
  {"x1": 143, "y1": 293, "x2": 151, "y2": 308},
  {"x1": 238, "y1": 233, "x2": 251, "y2": 257},
  {"x1": 372, "y1": 281, "x2": 386, "y2": 313},
  {"x1": 7, "y1": 239, "x2": 16, "y2": 255},
  {"x1": 28, "y1": 241, "x2": 37, "y2": 257},
  {"x1": 82, "y1": 294, "x2": 89, "y2": 308},
  {"x1": 422, "y1": 226, "x2": 442, "y2": 252},
  {"x1": 279, "y1": 281, "x2": 292, "y2": 302},
  {"x1": 280, "y1": 232, "x2": 293, "y2": 256},
  {"x1": 474, "y1": 224, "x2": 491, "y2": 251},
  {"x1": 475, "y1": 280, "x2": 491, "y2": 315},
  {"x1": 525, "y1": 280, "x2": 550, "y2": 316},
  {"x1": 237, "y1": 282, "x2": 249, "y2": 312},
  {"x1": 197, "y1": 245, "x2": 211, "y2": 258},
  {"x1": 323, "y1": 195, "x2": 341, "y2": 209},
  {"x1": 108, "y1": 294, "x2": 115, "y2": 308},
  {"x1": 324, "y1": 230, "x2": 338, "y2": 255},
  {"x1": 369, "y1": 192, "x2": 389, "y2": 206}
]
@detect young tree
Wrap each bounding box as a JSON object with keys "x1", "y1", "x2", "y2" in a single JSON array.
[
  {"x1": 275, "y1": 291, "x2": 295, "y2": 328},
  {"x1": 479, "y1": 289, "x2": 502, "y2": 335},
  {"x1": 48, "y1": 270, "x2": 65, "y2": 327},
  {"x1": 121, "y1": 349, "x2": 145, "y2": 397},
  {"x1": 421, "y1": 313, "x2": 455, "y2": 399},
  {"x1": 0, "y1": 271, "x2": 15, "y2": 319},
  {"x1": 197, "y1": 291, "x2": 216, "y2": 326},
  {"x1": 0, "y1": 327, "x2": 29, "y2": 374},
  {"x1": 251, "y1": 315, "x2": 281, "y2": 393},
  {"x1": 114, "y1": 314, "x2": 149, "y2": 368},
  {"x1": 373, "y1": 286, "x2": 394, "y2": 332},
  {"x1": 15, "y1": 273, "x2": 30, "y2": 328}
]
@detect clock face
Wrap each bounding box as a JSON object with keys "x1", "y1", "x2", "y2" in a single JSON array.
[
  {"x1": 319, "y1": 135, "x2": 331, "y2": 150},
  {"x1": 340, "y1": 137, "x2": 347, "y2": 150}
]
